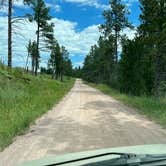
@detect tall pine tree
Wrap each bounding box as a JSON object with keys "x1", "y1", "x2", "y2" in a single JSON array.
[
  {"x1": 25, "y1": 0, "x2": 54, "y2": 75},
  {"x1": 139, "y1": 0, "x2": 166, "y2": 95}
]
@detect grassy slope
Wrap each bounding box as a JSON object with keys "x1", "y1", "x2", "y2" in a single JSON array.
[
  {"x1": 0, "y1": 67, "x2": 75, "y2": 150},
  {"x1": 87, "y1": 82, "x2": 166, "y2": 127}
]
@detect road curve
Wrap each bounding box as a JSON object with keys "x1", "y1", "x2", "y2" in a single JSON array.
[{"x1": 1, "y1": 79, "x2": 166, "y2": 166}]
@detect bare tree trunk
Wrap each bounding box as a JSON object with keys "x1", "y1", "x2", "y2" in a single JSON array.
[
  {"x1": 8, "y1": 0, "x2": 12, "y2": 69},
  {"x1": 32, "y1": 57, "x2": 35, "y2": 75},
  {"x1": 35, "y1": 0, "x2": 40, "y2": 76},
  {"x1": 35, "y1": 25, "x2": 39, "y2": 76},
  {"x1": 25, "y1": 52, "x2": 30, "y2": 70}
]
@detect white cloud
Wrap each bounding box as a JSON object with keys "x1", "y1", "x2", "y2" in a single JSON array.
[
  {"x1": 46, "y1": 2, "x2": 61, "y2": 12},
  {"x1": 0, "y1": 15, "x2": 136, "y2": 67},
  {"x1": 61, "y1": 0, "x2": 138, "y2": 9},
  {"x1": 51, "y1": 18, "x2": 100, "y2": 55},
  {"x1": 14, "y1": 0, "x2": 28, "y2": 8},
  {"x1": 61, "y1": 0, "x2": 108, "y2": 9},
  {"x1": 122, "y1": 27, "x2": 136, "y2": 40},
  {"x1": 14, "y1": 0, "x2": 61, "y2": 12},
  {"x1": 117, "y1": 27, "x2": 136, "y2": 53},
  {"x1": 0, "y1": 0, "x2": 29, "y2": 16},
  {"x1": 122, "y1": 0, "x2": 138, "y2": 7},
  {"x1": 0, "y1": 6, "x2": 8, "y2": 14},
  {"x1": 0, "y1": 16, "x2": 100, "y2": 67},
  {"x1": 54, "y1": 4, "x2": 61, "y2": 12},
  {"x1": 0, "y1": 16, "x2": 37, "y2": 66}
]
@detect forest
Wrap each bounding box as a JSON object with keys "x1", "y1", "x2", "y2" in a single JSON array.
[{"x1": 82, "y1": 0, "x2": 166, "y2": 97}]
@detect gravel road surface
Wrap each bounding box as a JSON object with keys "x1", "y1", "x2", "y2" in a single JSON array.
[{"x1": 1, "y1": 79, "x2": 166, "y2": 166}]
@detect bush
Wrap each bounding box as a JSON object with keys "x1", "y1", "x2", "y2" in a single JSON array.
[
  {"x1": 12, "y1": 67, "x2": 24, "y2": 78},
  {"x1": 158, "y1": 81, "x2": 166, "y2": 97}
]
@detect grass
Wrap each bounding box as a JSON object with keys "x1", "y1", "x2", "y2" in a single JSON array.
[
  {"x1": 87, "y1": 82, "x2": 166, "y2": 127},
  {"x1": 0, "y1": 66, "x2": 75, "y2": 150}
]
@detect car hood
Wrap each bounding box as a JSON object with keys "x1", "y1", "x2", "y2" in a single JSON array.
[{"x1": 17, "y1": 144, "x2": 166, "y2": 166}]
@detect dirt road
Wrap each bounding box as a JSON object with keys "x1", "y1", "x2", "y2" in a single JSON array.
[{"x1": 1, "y1": 79, "x2": 166, "y2": 166}]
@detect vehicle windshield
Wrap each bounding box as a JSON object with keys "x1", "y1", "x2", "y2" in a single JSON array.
[{"x1": 0, "y1": 0, "x2": 166, "y2": 166}]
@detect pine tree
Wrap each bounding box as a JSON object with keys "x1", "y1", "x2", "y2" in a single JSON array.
[
  {"x1": 82, "y1": 36, "x2": 115, "y2": 84},
  {"x1": 100, "y1": 0, "x2": 133, "y2": 64},
  {"x1": 98, "y1": 0, "x2": 133, "y2": 88},
  {"x1": 48, "y1": 40, "x2": 64, "y2": 80},
  {"x1": 61, "y1": 46, "x2": 71, "y2": 80},
  {"x1": 25, "y1": 0, "x2": 54, "y2": 75},
  {"x1": 26, "y1": 40, "x2": 38, "y2": 74},
  {"x1": 48, "y1": 39, "x2": 58, "y2": 79},
  {"x1": 119, "y1": 38, "x2": 147, "y2": 95},
  {"x1": 139, "y1": 0, "x2": 166, "y2": 95},
  {"x1": 25, "y1": 40, "x2": 32, "y2": 71}
]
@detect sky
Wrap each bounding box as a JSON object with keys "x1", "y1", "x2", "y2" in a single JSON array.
[{"x1": 0, "y1": 0, "x2": 140, "y2": 68}]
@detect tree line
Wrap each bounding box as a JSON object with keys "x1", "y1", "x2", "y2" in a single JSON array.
[
  {"x1": 0, "y1": 0, "x2": 72, "y2": 80},
  {"x1": 82, "y1": 0, "x2": 166, "y2": 96}
]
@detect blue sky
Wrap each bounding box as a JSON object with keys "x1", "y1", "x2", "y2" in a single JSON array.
[{"x1": 0, "y1": 0, "x2": 140, "y2": 68}]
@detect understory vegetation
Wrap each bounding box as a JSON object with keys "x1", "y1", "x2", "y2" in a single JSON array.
[
  {"x1": 88, "y1": 82, "x2": 166, "y2": 127},
  {"x1": 0, "y1": 66, "x2": 75, "y2": 150}
]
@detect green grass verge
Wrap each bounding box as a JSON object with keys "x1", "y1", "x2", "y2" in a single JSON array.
[
  {"x1": 87, "y1": 82, "x2": 166, "y2": 127},
  {"x1": 0, "y1": 67, "x2": 75, "y2": 150}
]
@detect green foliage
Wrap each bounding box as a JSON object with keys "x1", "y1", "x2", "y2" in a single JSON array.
[
  {"x1": 82, "y1": 0, "x2": 166, "y2": 97},
  {"x1": 0, "y1": 67, "x2": 75, "y2": 150},
  {"x1": 82, "y1": 0, "x2": 133, "y2": 89},
  {"x1": 139, "y1": 0, "x2": 166, "y2": 95},
  {"x1": 0, "y1": 61, "x2": 5, "y2": 70},
  {"x1": 26, "y1": 40, "x2": 39, "y2": 74},
  {"x1": 12, "y1": 67, "x2": 24, "y2": 78},
  {"x1": 25, "y1": 0, "x2": 54, "y2": 75},
  {"x1": 48, "y1": 43, "x2": 72, "y2": 81},
  {"x1": 158, "y1": 81, "x2": 166, "y2": 97},
  {"x1": 119, "y1": 38, "x2": 155, "y2": 95},
  {"x1": 62, "y1": 46, "x2": 73, "y2": 77},
  {"x1": 100, "y1": 0, "x2": 132, "y2": 36},
  {"x1": 100, "y1": 0, "x2": 133, "y2": 64},
  {"x1": 48, "y1": 42, "x2": 62, "y2": 79},
  {"x1": 82, "y1": 36, "x2": 115, "y2": 85},
  {"x1": 72, "y1": 66, "x2": 82, "y2": 78}
]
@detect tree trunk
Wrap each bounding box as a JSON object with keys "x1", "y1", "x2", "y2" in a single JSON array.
[
  {"x1": 25, "y1": 52, "x2": 30, "y2": 70},
  {"x1": 60, "y1": 74, "x2": 63, "y2": 82},
  {"x1": 35, "y1": 0, "x2": 40, "y2": 76},
  {"x1": 114, "y1": 30, "x2": 119, "y2": 89},
  {"x1": 8, "y1": 0, "x2": 12, "y2": 69},
  {"x1": 115, "y1": 31, "x2": 118, "y2": 64},
  {"x1": 32, "y1": 57, "x2": 35, "y2": 75},
  {"x1": 35, "y1": 23, "x2": 40, "y2": 76}
]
